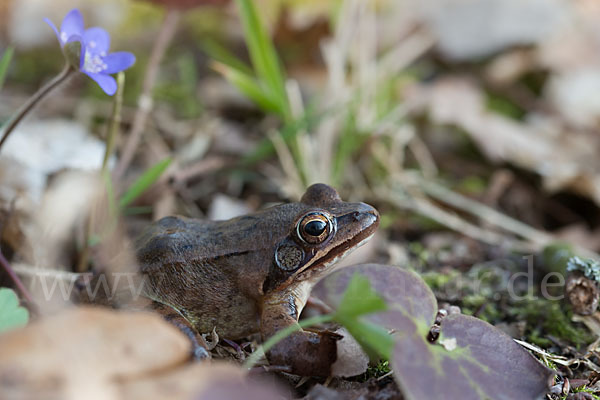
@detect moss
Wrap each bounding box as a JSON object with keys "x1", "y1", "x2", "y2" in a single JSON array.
[
  {"x1": 509, "y1": 298, "x2": 595, "y2": 348},
  {"x1": 461, "y1": 294, "x2": 501, "y2": 322},
  {"x1": 408, "y1": 242, "x2": 431, "y2": 267},
  {"x1": 362, "y1": 360, "x2": 390, "y2": 380},
  {"x1": 422, "y1": 270, "x2": 456, "y2": 291}
]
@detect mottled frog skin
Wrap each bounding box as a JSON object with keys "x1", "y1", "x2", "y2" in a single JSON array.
[{"x1": 135, "y1": 184, "x2": 379, "y2": 376}]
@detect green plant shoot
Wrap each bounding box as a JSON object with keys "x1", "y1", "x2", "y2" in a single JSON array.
[
  {"x1": 209, "y1": 0, "x2": 291, "y2": 121},
  {"x1": 119, "y1": 157, "x2": 172, "y2": 209}
]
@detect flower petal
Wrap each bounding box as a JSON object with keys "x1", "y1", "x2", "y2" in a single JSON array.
[
  {"x1": 102, "y1": 52, "x2": 136, "y2": 74},
  {"x1": 83, "y1": 27, "x2": 110, "y2": 55},
  {"x1": 60, "y1": 9, "x2": 85, "y2": 43},
  {"x1": 85, "y1": 72, "x2": 117, "y2": 95},
  {"x1": 44, "y1": 18, "x2": 62, "y2": 45}
]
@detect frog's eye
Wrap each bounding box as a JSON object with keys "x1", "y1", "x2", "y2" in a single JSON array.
[{"x1": 297, "y1": 212, "x2": 333, "y2": 244}]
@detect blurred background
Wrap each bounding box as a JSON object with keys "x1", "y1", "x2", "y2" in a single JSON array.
[{"x1": 2, "y1": 0, "x2": 600, "y2": 363}]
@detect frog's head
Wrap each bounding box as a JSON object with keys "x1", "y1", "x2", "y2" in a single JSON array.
[{"x1": 263, "y1": 183, "x2": 379, "y2": 293}]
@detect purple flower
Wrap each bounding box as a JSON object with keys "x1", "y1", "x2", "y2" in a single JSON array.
[{"x1": 44, "y1": 9, "x2": 135, "y2": 95}]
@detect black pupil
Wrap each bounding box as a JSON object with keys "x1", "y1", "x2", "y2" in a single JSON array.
[{"x1": 304, "y1": 219, "x2": 327, "y2": 236}]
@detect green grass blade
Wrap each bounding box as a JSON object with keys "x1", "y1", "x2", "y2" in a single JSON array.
[
  {"x1": 243, "y1": 103, "x2": 320, "y2": 164},
  {"x1": 235, "y1": 0, "x2": 290, "y2": 119},
  {"x1": 215, "y1": 63, "x2": 282, "y2": 114},
  {"x1": 0, "y1": 47, "x2": 14, "y2": 91},
  {"x1": 119, "y1": 158, "x2": 172, "y2": 208},
  {"x1": 202, "y1": 38, "x2": 254, "y2": 76}
]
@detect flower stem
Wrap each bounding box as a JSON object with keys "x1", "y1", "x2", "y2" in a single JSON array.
[
  {"x1": 0, "y1": 63, "x2": 75, "y2": 152},
  {"x1": 243, "y1": 314, "x2": 334, "y2": 370},
  {"x1": 102, "y1": 72, "x2": 125, "y2": 173},
  {"x1": 113, "y1": 8, "x2": 180, "y2": 181}
]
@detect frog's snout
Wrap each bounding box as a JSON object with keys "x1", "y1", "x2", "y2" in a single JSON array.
[{"x1": 352, "y1": 202, "x2": 380, "y2": 231}]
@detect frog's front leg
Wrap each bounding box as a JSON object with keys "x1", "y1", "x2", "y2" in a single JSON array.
[{"x1": 261, "y1": 292, "x2": 341, "y2": 376}]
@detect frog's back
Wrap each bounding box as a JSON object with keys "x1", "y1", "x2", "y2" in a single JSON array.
[
  {"x1": 133, "y1": 209, "x2": 304, "y2": 338},
  {"x1": 135, "y1": 216, "x2": 216, "y2": 272},
  {"x1": 135, "y1": 210, "x2": 301, "y2": 272}
]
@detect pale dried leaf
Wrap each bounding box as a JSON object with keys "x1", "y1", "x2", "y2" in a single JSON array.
[
  {"x1": 420, "y1": 0, "x2": 569, "y2": 60},
  {"x1": 331, "y1": 327, "x2": 370, "y2": 377},
  {"x1": 0, "y1": 307, "x2": 190, "y2": 400}
]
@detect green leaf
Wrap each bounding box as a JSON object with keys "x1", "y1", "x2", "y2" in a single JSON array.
[
  {"x1": 312, "y1": 264, "x2": 553, "y2": 400},
  {"x1": 119, "y1": 158, "x2": 172, "y2": 208},
  {"x1": 335, "y1": 273, "x2": 387, "y2": 319},
  {"x1": 332, "y1": 273, "x2": 392, "y2": 359},
  {"x1": 0, "y1": 288, "x2": 29, "y2": 333},
  {"x1": 235, "y1": 0, "x2": 290, "y2": 120},
  {"x1": 0, "y1": 47, "x2": 14, "y2": 92},
  {"x1": 339, "y1": 315, "x2": 395, "y2": 360}
]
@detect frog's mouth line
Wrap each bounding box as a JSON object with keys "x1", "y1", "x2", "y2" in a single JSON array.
[
  {"x1": 298, "y1": 227, "x2": 377, "y2": 283},
  {"x1": 322, "y1": 233, "x2": 373, "y2": 268}
]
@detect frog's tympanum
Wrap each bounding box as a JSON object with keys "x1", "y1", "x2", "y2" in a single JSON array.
[{"x1": 134, "y1": 184, "x2": 379, "y2": 376}]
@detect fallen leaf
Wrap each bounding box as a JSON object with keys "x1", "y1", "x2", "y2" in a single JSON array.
[
  {"x1": 0, "y1": 307, "x2": 190, "y2": 400},
  {"x1": 313, "y1": 264, "x2": 554, "y2": 399},
  {"x1": 313, "y1": 264, "x2": 437, "y2": 332},
  {"x1": 419, "y1": 0, "x2": 568, "y2": 60},
  {"x1": 393, "y1": 314, "x2": 554, "y2": 400},
  {"x1": 330, "y1": 327, "x2": 370, "y2": 377}
]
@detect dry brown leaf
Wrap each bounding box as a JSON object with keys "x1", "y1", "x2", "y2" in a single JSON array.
[{"x1": 0, "y1": 307, "x2": 191, "y2": 400}]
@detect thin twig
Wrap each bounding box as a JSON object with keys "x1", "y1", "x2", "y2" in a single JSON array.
[
  {"x1": 382, "y1": 185, "x2": 537, "y2": 253},
  {"x1": 412, "y1": 176, "x2": 600, "y2": 259},
  {"x1": 415, "y1": 177, "x2": 553, "y2": 246},
  {"x1": 11, "y1": 264, "x2": 80, "y2": 282},
  {"x1": 0, "y1": 64, "x2": 75, "y2": 152},
  {"x1": 0, "y1": 251, "x2": 35, "y2": 307},
  {"x1": 113, "y1": 9, "x2": 181, "y2": 181}
]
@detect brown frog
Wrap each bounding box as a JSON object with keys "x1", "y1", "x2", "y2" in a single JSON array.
[{"x1": 134, "y1": 183, "x2": 379, "y2": 376}]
